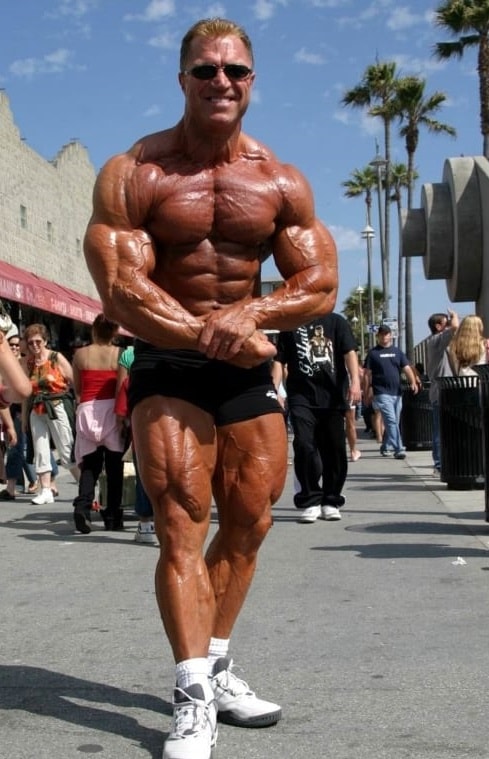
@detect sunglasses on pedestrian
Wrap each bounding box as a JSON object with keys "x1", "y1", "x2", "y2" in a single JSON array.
[
  {"x1": 183, "y1": 64, "x2": 253, "y2": 81},
  {"x1": 8, "y1": 342, "x2": 20, "y2": 349},
  {"x1": 27, "y1": 339, "x2": 43, "y2": 346}
]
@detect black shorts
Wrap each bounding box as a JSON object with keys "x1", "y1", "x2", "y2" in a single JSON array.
[{"x1": 128, "y1": 342, "x2": 283, "y2": 426}]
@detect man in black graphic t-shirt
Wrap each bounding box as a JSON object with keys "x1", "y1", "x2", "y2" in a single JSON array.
[{"x1": 271, "y1": 312, "x2": 361, "y2": 524}]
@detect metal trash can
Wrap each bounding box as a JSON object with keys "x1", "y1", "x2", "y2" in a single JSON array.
[
  {"x1": 474, "y1": 364, "x2": 489, "y2": 520},
  {"x1": 438, "y1": 375, "x2": 484, "y2": 490},
  {"x1": 400, "y1": 382, "x2": 433, "y2": 451}
]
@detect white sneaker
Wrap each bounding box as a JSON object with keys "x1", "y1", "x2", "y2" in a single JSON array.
[
  {"x1": 163, "y1": 684, "x2": 217, "y2": 759},
  {"x1": 210, "y1": 657, "x2": 282, "y2": 727},
  {"x1": 32, "y1": 488, "x2": 54, "y2": 505},
  {"x1": 134, "y1": 521, "x2": 157, "y2": 544},
  {"x1": 298, "y1": 505, "x2": 321, "y2": 523},
  {"x1": 321, "y1": 505, "x2": 342, "y2": 521}
]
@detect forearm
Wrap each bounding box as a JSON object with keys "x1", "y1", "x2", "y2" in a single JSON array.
[
  {"x1": 85, "y1": 229, "x2": 203, "y2": 349},
  {"x1": 362, "y1": 369, "x2": 372, "y2": 397},
  {"x1": 345, "y1": 351, "x2": 361, "y2": 401},
  {"x1": 270, "y1": 361, "x2": 284, "y2": 391},
  {"x1": 108, "y1": 276, "x2": 203, "y2": 349},
  {"x1": 241, "y1": 265, "x2": 337, "y2": 332}
]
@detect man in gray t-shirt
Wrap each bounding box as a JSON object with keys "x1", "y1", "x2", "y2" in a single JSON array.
[{"x1": 425, "y1": 309, "x2": 459, "y2": 472}]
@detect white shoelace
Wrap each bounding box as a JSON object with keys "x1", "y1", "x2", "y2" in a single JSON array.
[
  {"x1": 171, "y1": 689, "x2": 214, "y2": 738},
  {"x1": 215, "y1": 663, "x2": 254, "y2": 697}
]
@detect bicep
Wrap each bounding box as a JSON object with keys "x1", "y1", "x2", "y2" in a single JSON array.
[{"x1": 84, "y1": 156, "x2": 156, "y2": 304}]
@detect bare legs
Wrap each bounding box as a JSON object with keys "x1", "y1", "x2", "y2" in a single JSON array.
[
  {"x1": 132, "y1": 397, "x2": 287, "y2": 661},
  {"x1": 345, "y1": 407, "x2": 361, "y2": 462}
]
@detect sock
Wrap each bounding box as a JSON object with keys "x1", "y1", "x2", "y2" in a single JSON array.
[
  {"x1": 175, "y1": 658, "x2": 213, "y2": 700},
  {"x1": 207, "y1": 637, "x2": 230, "y2": 675}
]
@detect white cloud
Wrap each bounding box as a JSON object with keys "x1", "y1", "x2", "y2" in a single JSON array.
[
  {"x1": 148, "y1": 31, "x2": 178, "y2": 50},
  {"x1": 330, "y1": 224, "x2": 362, "y2": 252},
  {"x1": 387, "y1": 6, "x2": 420, "y2": 31},
  {"x1": 253, "y1": 0, "x2": 275, "y2": 21},
  {"x1": 53, "y1": 0, "x2": 98, "y2": 17},
  {"x1": 143, "y1": 104, "x2": 161, "y2": 117},
  {"x1": 9, "y1": 49, "x2": 74, "y2": 78},
  {"x1": 205, "y1": 3, "x2": 227, "y2": 16},
  {"x1": 333, "y1": 109, "x2": 350, "y2": 124},
  {"x1": 251, "y1": 87, "x2": 262, "y2": 105},
  {"x1": 391, "y1": 53, "x2": 447, "y2": 77},
  {"x1": 124, "y1": 0, "x2": 175, "y2": 22},
  {"x1": 294, "y1": 48, "x2": 326, "y2": 65}
]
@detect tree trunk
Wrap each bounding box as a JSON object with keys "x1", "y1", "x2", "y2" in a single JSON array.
[{"x1": 404, "y1": 152, "x2": 415, "y2": 359}]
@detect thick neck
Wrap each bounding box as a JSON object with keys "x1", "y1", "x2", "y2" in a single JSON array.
[{"x1": 175, "y1": 117, "x2": 243, "y2": 165}]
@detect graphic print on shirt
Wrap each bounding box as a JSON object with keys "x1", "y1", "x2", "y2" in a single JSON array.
[{"x1": 296, "y1": 323, "x2": 335, "y2": 381}]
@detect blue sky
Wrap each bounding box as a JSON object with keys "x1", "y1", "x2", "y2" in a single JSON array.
[{"x1": 0, "y1": 0, "x2": 481, "y2": 345}]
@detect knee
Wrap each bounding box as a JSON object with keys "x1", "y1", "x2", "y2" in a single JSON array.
[
  {"x1": 154, "y1": 495, "x2": 210, "y2": 560},
  {"x1": 225, "y1": 507, "x2": 274, "y2": 558}
]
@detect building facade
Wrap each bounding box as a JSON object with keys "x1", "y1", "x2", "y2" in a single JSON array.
[{"x1": 0, "y1": 91, "x2": 101, "y2": 343}]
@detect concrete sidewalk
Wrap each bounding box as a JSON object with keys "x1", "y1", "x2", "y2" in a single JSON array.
[{"x1": 1, "y1": 429, "x2": 489, "y2": 759}]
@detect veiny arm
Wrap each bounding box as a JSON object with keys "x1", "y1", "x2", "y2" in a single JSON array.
[{"x1": 84, "y1": 153, "x2": 203, "y2": 350}]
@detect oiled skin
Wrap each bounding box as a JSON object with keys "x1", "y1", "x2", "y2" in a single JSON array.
[{"x1": 84, "y1": 32, "x2": 338, "y2": 661}]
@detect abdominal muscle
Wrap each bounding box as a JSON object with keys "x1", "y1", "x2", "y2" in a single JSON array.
[{"x1": 148, "y1": 237, "x2": 266, "y2": 317}]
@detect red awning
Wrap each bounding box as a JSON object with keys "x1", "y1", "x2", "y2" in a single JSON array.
[{"x1": 0, "y1": 260, "x2": 102, "y2": 325}]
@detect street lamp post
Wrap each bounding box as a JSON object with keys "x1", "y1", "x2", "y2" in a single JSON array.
[
  {"x1": 369, "y1": 148, "x2": 388, "y2": 318},
  {"x1": 356, "y1": 285, "x2": 365, "y2": 359},
  {"x1": 361, "y1": 223, "x2": 375, "y2": 348}
]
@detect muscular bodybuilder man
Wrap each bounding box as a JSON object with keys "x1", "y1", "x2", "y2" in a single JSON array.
[{"x1": 84, "y1": 17, "x2": 338, "y2": 759}]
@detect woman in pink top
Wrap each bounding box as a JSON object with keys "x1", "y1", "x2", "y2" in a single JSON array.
[{"x1": 72, "y1": 314, "x2": 124, "y2": 534}]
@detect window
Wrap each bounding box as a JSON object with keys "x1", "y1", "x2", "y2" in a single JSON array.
[
  {"x1": 47, "y1": 221, "x2": 54, "y2": 243},
  {"x1": 20, "y1": 205, "x2": 27, "y2": 229}
]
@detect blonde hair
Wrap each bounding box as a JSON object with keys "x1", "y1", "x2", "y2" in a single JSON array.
[
  {"x1": 449, "y1": 315, "x2": 485, "y2": 368},
  {"x1": 180, "y1": 18, "x2": 254, "y2": 70}
]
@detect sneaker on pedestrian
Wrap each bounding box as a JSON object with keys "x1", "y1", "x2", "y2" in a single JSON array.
[
  {"x1": 163, "y1": 683, "x2": 217, "y2": 759},
  {"x1": 350, "y1": 450, "x2": 362, "y2": 462},
  {"x1": 380, "y1": 447, "x2": 393, "y2": 457},
  {"x1": 0, "y1": 488, "x2": 16, "y2": 501},
  {"x1": 394, "y1": 451, "x2": 406, "y2": 460},
  {"x1": 31, "y1": 488, "x2": 54, "y2": 505},
  {"x1": 321, "y1": 505, "x2": 342, "y2": 521},
  {"x1": 210, "y1": 657, "x2": 282, "y2": 728},
  {"x1": 134, "y1": 521, "x2": 157, "y2": 544},
  {"x1": 297, "y1": 505, "x2": 321, "y2": 523}
]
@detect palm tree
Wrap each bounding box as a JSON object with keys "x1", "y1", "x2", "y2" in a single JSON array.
[
  {"x1": 342, "y1": 166, "x2": 378, "y2": 343},
  {"x1": 389, "y1": 162, "x2": 416, "y2": 353},
  {"x1": 342, "y1": 61, "x2": 401, "y2": 318},
  {"x1": 342, "y1": 284, "x2": 384, "y2": 357},
  {"x1": 393, "y1": 75, "x2": 456, "y2": 358},
  {"x1": 433, "y1": 0, "x2": 489, "y2": 158}
]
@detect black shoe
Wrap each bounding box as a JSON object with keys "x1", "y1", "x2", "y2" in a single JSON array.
[
  {"x1": 0, "y1": 489, "x2": 16, "y2": 501},
  {"x1": 101, "y1": 509, "x2": 124, "y2": 531},
  {"x1": 73, "y1": 510, "x2": 92, "y2": 534}
]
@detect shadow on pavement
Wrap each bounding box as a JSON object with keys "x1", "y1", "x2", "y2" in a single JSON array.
[
  {"x1": 0, "y1": 664, "x2": 170, "y2": 758},
  {"x1": 311, "y1": 542, "x2": 489, "y2": 560}
]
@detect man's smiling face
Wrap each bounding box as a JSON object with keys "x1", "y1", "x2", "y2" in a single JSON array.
[{"x1": 179, "y1": 34, "x2": 255, "y2": 131}]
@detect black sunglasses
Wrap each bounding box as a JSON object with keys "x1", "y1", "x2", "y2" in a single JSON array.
[{"x1": 183, "y1": 64, "x2": 253, "y2": 81}]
